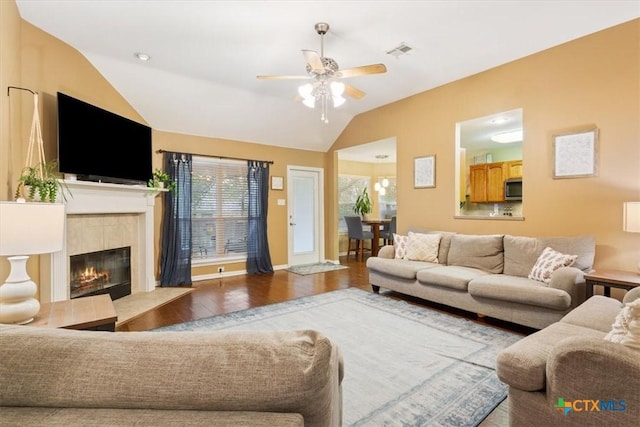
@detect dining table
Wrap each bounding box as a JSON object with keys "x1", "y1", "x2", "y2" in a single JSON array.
[{"x1": 361, "y1": 218, "x2": 391, "y2": 256}]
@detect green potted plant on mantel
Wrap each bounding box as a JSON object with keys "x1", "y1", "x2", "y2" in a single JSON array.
[
  {"x1": 353, "y1": 187, "x2": 373, "y2": 220},
  {"x1": 15, "y1": 160, "x2": 67, "y2": 203},
  {"x1": 148, "y1": 168, "x2": 177, "y2": 194}
]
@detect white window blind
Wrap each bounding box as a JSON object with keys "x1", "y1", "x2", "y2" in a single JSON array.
[
  {"x1": 338, "y1": 175, "x2": 370, "y2": 231},
  {"x1": 191, "y1": 156, "x2": 248, "y2": 260}
]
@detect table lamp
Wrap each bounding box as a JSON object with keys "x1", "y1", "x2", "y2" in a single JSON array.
[
  {"x1": 623, "y1": 201, "x2": 640, "y2": 273},
  {"x1": 0, "y1": 201, "x2": 65, "y2": 324}
]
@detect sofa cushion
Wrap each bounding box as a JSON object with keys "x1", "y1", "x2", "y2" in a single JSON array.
[
  {"x1": 406, "y1": 232, "x2": 441, "y2": 263},
  {"x1": 366, "y1": 256, "x2": 437, "y2": 280},
  {"x1": 528, "y1": 247, "x2": 577, "y2": 284},
  {"x1": 560, "y1": 295, "x2": 623, "y2": 332},
  {"x1": 416, "y1": 266, "x2": 489, "y2": 291},
  {"x1": 538, "y1": 235, "x2": 595, "y2": 272},
  {"x1": 446, "y1": 234, "x2": 504, "y2": 274},
  {"x1": 503, "y1": 235, "x2": 595, "y2": 277},
  {"x1": 468, "y1": 275, "x2": 571, "y2": 310},
  {"x1": 503, "y1": 235, "x2": 543, "y2": 277},
  {"x1": 496, "y1": 322, "x2": 605, "y2": 391}
]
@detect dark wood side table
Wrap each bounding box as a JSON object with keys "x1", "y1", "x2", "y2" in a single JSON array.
[
  {"x1": 584, "y1": 269, "x2": 640, "y2": 299},
  {"x1": 30, "y1": 294, "x2": 118, "y2": 331}
]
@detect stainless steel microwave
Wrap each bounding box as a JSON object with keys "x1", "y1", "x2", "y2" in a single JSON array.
[{"x1": 504, "y1": 178, "x2": 523, "y2": 201}]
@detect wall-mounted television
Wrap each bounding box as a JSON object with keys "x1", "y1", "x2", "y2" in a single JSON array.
[{"x1": 57, "y1": 92, "x2": 152, "y2": 185}]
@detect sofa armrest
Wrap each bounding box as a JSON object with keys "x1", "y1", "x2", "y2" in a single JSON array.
[
  {"x1": 377, "y1": 245, "x2": 395, "y2": 259},
  {"x1": 0, "y1": 326, "x2": 342, "y2": 426},
  {"x1": 546, "y1": 336, "x2": 640, "y2": 414},
  {"x1": 548, "y1": 267, "x2": 585, "y2": 308}
]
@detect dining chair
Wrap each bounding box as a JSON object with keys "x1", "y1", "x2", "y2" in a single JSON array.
[
  {"x1": 344, "y1": 216, "x2": 374, "y2": 261},
  {"x1": 379, "y1": 216, "x2": 396, "y2": 246}
]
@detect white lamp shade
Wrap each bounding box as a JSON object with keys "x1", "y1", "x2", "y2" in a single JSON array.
[
  {"x1": 0, "y1": 202, "x2": 65, "y2": 256},
  {"x1": 623, "y1": 202, "x2": 640, "y2": 233}
]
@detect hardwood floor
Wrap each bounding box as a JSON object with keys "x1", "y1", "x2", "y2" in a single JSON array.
[
  {"x1": 116, "y1": 254, "x2": 525, "y2": 426},
  {"x1": 117, "y1": 254, "x2": 534, "y2": 336}
]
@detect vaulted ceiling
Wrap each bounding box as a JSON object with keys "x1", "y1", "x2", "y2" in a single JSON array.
[{"x1": 16, "y1": 1, "x2": 639, "y2": 153}]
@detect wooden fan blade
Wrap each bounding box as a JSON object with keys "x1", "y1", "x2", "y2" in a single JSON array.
[
  {"x1": 302, "y1": 50, "x2": 325, "y2": 73},
  {"x1": 345, "y1": 84, "x2": 366, "y2": 99},
  {"x1": 338, "y1": 64, "x2": 387, "y2": 78},
  {"x1": 257, "y1": 75, "x2": 311, "y2": 80}
]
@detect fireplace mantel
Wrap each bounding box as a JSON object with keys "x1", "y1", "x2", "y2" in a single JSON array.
[{"x1": 41, "y1": 180, "x2": 163, "y2": 302}]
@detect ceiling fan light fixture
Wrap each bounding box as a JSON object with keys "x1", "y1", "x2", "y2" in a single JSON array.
[
  {"x1": 332, "y1": 95, "x2": 346, "y2": 108},
  {"x1": 298, "y1": 83, "x2": 313, "y2": 98},
  {"x1": 330, "y1": 81, "x2": 345, "y2": 97},
  {"x1": 302, "y1": 97, "x2": 316, "y2": 109}
]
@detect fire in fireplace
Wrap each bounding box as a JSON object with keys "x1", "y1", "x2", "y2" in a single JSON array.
[{"x1": 70, "y1": 247, "x2": 131, "y2": 300}]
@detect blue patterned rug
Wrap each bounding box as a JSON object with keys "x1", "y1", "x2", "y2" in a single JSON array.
[{"x1": 156, "y1": 287, "x2": 521, "y2": 426}]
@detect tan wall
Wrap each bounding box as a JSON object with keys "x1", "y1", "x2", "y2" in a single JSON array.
[{"x1": 329, "y1": 19, "x2": 640, "y2": 272}]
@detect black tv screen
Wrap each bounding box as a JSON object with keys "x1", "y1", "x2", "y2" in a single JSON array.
[{"x1": 57, "y1": 92, "x2": 152, "y2": 185}]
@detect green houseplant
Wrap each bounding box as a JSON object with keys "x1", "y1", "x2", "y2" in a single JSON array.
[
  {"x1": 353, "y1": 187, "x2": 372, "y2": 219},
  {"x1": 15, "y1": 160, "x2": 66, "y2": 203},
  {"x1": 148, "y1": 168, "x2": 177, "y2": 194}
]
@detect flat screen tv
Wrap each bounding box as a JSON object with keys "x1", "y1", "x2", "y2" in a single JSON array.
[{"x1": 57, "y1": 92, "x2": 152, "y2": 185}]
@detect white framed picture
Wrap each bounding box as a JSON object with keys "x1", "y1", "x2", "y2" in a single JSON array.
[
  {"x1": 271, "y1": 176, "x2": 284, "y2": 190},
  {"x1": 414, "y1": 155, "x2": 436, "y2": 188},
  {"x1": 553, "y1": 128, "x2": 598, "y2": 179}
]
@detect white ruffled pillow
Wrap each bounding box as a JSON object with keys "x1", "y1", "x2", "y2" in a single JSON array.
[
  {"x1": 405, "y1": 232, "x2": 441, "y2": 263},
  {"x1": 528, "y1": 247, "x2": 577, "y2": 283},
  {"x1": 604, "y1": 304, "x2": 633, "y2": 343},
  {"x1": 621, "y1": 299, "x2": 640, "y2": 351}
]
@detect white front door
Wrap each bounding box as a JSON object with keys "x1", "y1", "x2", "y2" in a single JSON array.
[{"x1": 287, "y1": 166, "x2": 324, "y2": 266}]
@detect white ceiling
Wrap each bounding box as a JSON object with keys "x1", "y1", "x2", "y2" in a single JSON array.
[{"x1": 16, "y1": 1, "x2": 639, "y2": 155}]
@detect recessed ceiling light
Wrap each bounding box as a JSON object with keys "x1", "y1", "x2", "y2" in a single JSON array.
[
  {"x1": 135, "y1": 52, "x2": 151, "y2": 61},
  {"x1": 491, "y1": 129, "x2": 523, "y2": 143}
]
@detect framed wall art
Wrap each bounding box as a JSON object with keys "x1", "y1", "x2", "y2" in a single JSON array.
[
  {"x1": 553, "y1": 128, "x2": 598, "y2": 179},
  {"x1": 414, "y1": 155, "x2": 436, "y2": 188},
  {"x1": 271, "y1": 176, "x2": 284, "y2": 190}
]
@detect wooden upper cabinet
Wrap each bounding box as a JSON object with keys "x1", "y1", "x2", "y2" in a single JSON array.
[
  {"x1": 486, "y1": 162, "x2": 506, "y2": 202},
  {"x1": 506, "y1": 160, "x2": 523, "y2": 178},
  {"x1": 469, "y1": 164, "x2": 488, "y2": 202}
]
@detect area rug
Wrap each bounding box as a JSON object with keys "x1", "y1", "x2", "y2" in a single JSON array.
[
  {"x1": 113, "y1": 287, "x2": 194, "y2": 326},
  {"x1": 156, "y1": 287, "x2": 520, "y2": 426},
  {"x1": 286, "y1": 261, "x2": 348, "y2": 275}
]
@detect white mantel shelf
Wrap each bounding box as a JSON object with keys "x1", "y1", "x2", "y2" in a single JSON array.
[{"x1": 42, "y1": 180, "x2": 163, "y2": 303}]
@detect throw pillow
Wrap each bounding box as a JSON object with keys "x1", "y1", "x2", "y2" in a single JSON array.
[
  {"x1": 528, "y1": 246, "x2": 578, "y2": 283},
  {"x1": 393, "y1": 233, "x2": 409, "y2": 259},
  {"x1": 621, "y1": 299, "x2": 640, "y2": 351},
  {"x1": 604, "y1": 304, "x2": 632, "y2": 343},
  {"x1": 405, "y1": 232, "x2": 441, "y2": 263}
]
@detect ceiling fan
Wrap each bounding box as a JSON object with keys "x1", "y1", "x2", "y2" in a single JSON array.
[{"x1": 257, "y1": 22, "x2": 387, "y2": 123}]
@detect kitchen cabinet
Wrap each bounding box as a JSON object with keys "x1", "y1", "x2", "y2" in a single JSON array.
[
  {"x1": 469, "y1": 161, "x2": 515, "y2": 202},
  {"x1": 506, "y1": 160, "x2": 523, "y2": 178}
]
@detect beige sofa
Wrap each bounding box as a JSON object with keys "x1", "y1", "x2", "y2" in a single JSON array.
[
  {"x1": 366, "y1": 232, "x2": 595, "y2": 329},
  {"x1": 497, "y1": 288, "x2": 640, "y2": 426},
  {"x1": 0, "y1": 326, "x2": 343, "y2": 426}
]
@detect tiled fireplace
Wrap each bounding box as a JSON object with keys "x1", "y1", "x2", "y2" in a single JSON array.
[{"x1": 41, "y1": 180, "x2": 161, "y2": 303}]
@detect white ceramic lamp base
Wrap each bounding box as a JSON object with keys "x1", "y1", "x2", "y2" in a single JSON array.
[{"x1": 0, "y1": 256, "x2": 40, "y2": 324}]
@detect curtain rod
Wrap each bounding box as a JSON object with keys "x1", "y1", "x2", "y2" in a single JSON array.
[
  {"x1": 156, "y1": 149, "x2": 273, "y2": 165},
  {"x1": 7, "y1": 86, "x2": 37, "y2": 96}
]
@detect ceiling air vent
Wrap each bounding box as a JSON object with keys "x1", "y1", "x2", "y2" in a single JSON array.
[{"x1": 386, "y1": 43, "x2": 413, "y2": 58}]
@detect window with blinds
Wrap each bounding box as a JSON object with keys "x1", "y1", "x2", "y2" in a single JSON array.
[
  {"x1": 191, "y1": 156, "x2": 248, "y2": 261},
  {"x1": 338, "y1": 175, "x2": 371, "y2": 231}
]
